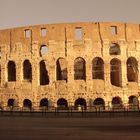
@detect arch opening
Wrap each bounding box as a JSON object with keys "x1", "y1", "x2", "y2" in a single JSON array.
[
  {"x1": 75, "y1": 98, "x2": 86, "y2": 110},
  {"x1": 56, "y1": 58, "x2": 67, "y2": 81},
  {"x1": 127, "y1": 57, "x2": 138, "y2": 82},
  {"x1": 57, "y1": 98, "x2": 68, "y2": 109},
  {"x1": 23, "y1": 60, "x2": 32, "y2": 81},
  {"x1": 128, "y1": 95, "x2": 138, "y2": 105},
  {"x1": 8, "y1": 61, "x2": 16, "y2": 81},
  {"x1": 74, "y1": 57, "x2": 86, "y2": 80},
  {"x1": 40, "y1": 61, "x2": 49, "y2": 85},
  {"x1": 93, "y1": 98, "x2": 105, "y2": 106},
  {"x1": 23, "y1": 99, "x2": 32, "y2": 109},
  {"x1": 93, "y1": 98, "x2": 105, "y2": 110},
  {"x1": 112, "y1": 96, "x2": 123, "y2": 109},
  {"x1": 128, "y1": 95, "x2": 139, "y2": 110},
  {"x1": 7, "y1": 99, "x2": 15, "y2": 107},
  {"x1": 92, "y1": 57, "x2": 104, "y2": 80},
  {"x1": 109, "y1": 43, "x2": 120, "y2": 55},
  {"x1": 40, "y1": 98, "x2": 48, "y2": 107},
  {"x1": 40, "y1": 45, "x2": 48, "y2": 56},
  {"x1": 110, "y1": 59, "x2": 121, "y2": 87}
]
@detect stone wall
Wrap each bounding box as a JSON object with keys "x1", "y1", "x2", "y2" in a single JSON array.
[{"x1": 0, "y1": 22, "x2": 140, "y2": 109}]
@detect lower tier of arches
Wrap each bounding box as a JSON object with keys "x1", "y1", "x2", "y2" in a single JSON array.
[{"x1": 1, "y1": 95, "x2": 140, "y2": 111}]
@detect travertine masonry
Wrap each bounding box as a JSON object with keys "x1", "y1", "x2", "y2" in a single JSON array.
[{"x1": 0, "y1": 22, "x2": 140, "y2": 110}]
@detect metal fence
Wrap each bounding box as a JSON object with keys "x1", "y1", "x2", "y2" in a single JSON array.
[{"x1": 0, "y1": 105, "x2": 140, "y2": 117}]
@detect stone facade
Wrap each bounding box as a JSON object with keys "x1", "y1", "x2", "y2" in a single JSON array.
[{"x1": 0, "y1": 22, "x2": 140, "y2": 110}]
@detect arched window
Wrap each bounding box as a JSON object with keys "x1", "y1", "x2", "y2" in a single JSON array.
[
  {"x1": 56, "y1": 58, "x2": 67, "y2": 81},
  {"x1": 8, "y1": 61, "x2": 16, "y2": 81},
  {"x1": 23, "y1": 99, "x2": 32, "y2": 109},
  {"x1": 7, "y1": 99, "x2": 15, "y2": 107},
  {"x1": 92, "y1": 57, "x2": 104, "y2": 79},
  {"x1": 127, "y1": 57, "x2": 138, "y2": 82},
  {"x1": 75, "y1": 98, "x2": 86, "y2": 109},
  {"x1": 23, "y1": 60, "x2": 32, "y2": 81},
  {"x1": 40, "y1": 45, "x2": 48, "y2": 56},
  {"x1": 40, "y1": 98, "x2": 48, "y2": 107},
  {"x1": 74, "y1": 57, "x2": 86, "y2": 80},
  {"x1": 109, "y1": 43, "x2": 120, "y2": 55},
  {"x1": 110, "y1": 58, "x2": 121, "y2": 87},
  {"x1": 40, "y1": 60, "x2": 49, "y2": 85},
  {"x1": 57, "y1": 98, "x2": 68, "y2": 109}
]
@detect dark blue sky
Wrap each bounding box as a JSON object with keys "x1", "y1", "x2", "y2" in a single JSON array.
[{"x1": 0, "y1": 0, "x2": 139, "y2": 29}]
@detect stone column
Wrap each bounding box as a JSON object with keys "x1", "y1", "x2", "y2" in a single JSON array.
[
  {"x1": 123, "y1": 91, "x2": 129, "y2": 110},
  {"x1": 16, "y1": 61, "x2": 22, "y2": 88},
  {"x1": 104, "y1": 61, "x2": 111, "y2": 90},
  {"x1": 102, "y1": 41, "x2": 111, "y2": 91},
  {"x1": 119, "y1": 40, "x2": 128, "y2": 87},
  {"x1": 31, "y1": 42, "x2": 39, "y2": 87},
  {"x1": 48, "y1": 40, "x2": 57, "y2": 85},
  {"x1": 104, "y1": 94, "x2": 112, "y2": 111},
  {"x1": 1, "y1": 45, "x2": 8, "y2": 87}
]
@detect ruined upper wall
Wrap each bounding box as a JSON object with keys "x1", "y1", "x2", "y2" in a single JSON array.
[{"x1": 0, "y1": 22, "x2": 140, "y2": 46}]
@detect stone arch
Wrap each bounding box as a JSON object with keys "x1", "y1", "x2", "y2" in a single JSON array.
[
  {"x1": 112, "y1": 96, "x2": 122, "y2": 104},
  {"x1": 128, "y1": 95, "x2": 139, "y2": 110},
  {"x1": 75, "y1": 98, "x2": 86, "y2": 109},
  {"x1": 92, "y1": 57, "x2": 104, "y2": 80},
  {"x1": 127, "y1": 57, "x2": 138, "y2": 82},
  {"x1": 8, "y1": 61, "x2": 16, "y2": 81},
  {"x1": 57, "y1": 98, "x2": 68, "y2": 109},
  {"x1": 109, "y1": 43, "x2": 120, "y2": 55},
  {"x1": 23, "y1": 99, "x2": 32, "y2": 109},
  {"x1": 110, "y1": 58, "x2": 121, "y2": 87},
  {"x1": 56, "y1": 58, "x2": 67, "y2": 81},
  {"x1": 93, "y1": 97, "x2": 105, "y2": 110},
  {"x1": 40, "y1": 60, "x2": 49, "y2": 85},
  {"x1": 93, "y1": 98, "x2": 105, "y2": 106},
  {"x1": 74, "y1": 57, "x2": 86, "y2": 80},
  {"x1": 7, "y1": 99, "x2": 15, "y2": 107},
  {"x1": 23, "y1": 59, "x2": 32, "y2": 81},
  {"x1": 112, "y1": 96, "x2": 123, "y2": 109},
  {"x1": 128, "y1": 95, "x2": 139, "y2": 105},
  {"x1": 40, "y1": 45, "x2": 48, "y2": 56},
  {"x1": 40, "y1": 98, "x2": 49, "y2": 107}
]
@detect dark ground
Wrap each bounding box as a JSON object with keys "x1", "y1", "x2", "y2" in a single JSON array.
[{"x1": 0, "y1": 115, "x2": 140, "y2": 140}]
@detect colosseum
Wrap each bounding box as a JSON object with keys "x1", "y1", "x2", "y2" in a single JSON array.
[{"x1": 0, "y1": 22, "x2": 140, "y2": 111}]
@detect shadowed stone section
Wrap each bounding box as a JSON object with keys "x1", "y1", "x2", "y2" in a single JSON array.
[
  {"x1": 74, "y1": 57, "x2": 86, "y2": 80},
  {"x1": 7, "y1": 99, "x2": 15, "y2": 107},
  {"x1": 40, "y1": 98, "x2": 48, "y2": 107},
  {"x1": 110, "y1": 58, "x2": 121, "y2": 87},
  {"x1": 23, "y1": 60, "x2": 32, "y2": 82},
  {"x1": 56, "y1": 58, "x2": 67, "y2": 81},
  {"x1": 23, "y1": 99, "x2": 32, "y2": 109},
  {"x1": 57, "y1": 98, "x2": 68, "y2": 109},
  {"x1": 127, "y1": 57, "x2": 138, "y2": 82},
  {"x1": 92, "y1": 57, "x2": 104, "y2": 80},
  {"x1": 8, "y1": 61, "x2": 16, "y2": 81},
  {"x1": 40, "y1": 60, "x2": 49, "y2": 85}
]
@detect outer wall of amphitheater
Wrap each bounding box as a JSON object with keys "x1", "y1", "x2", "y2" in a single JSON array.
[{"x1": 0, "y1": 22, "x2": 140, "y2": 110}]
